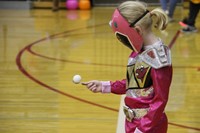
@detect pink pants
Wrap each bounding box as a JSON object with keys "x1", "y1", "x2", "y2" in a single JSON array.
[{"x1": 125, "y1": 113, "x2": 168, "y2": 133}]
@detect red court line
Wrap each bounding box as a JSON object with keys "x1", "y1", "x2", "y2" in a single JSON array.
[
  {"x1": 168, "y1": 30, "x2": 180, "y2": 49},
  {"x1": 16, "y1": 38, "x2": 118, "y2": 113},
  {"x1": 16, "y1": 24, "x2": 200, "y2": 131},
  {"x1": 168, "y1": 122, "x2": 200, "y2": 131},
  {"x1": 168, "y1": 30, "x2": 200, "y2": 71}
]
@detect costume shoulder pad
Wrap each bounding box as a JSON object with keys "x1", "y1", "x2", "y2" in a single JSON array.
[{"x1": 140, "y1": 45, "x2": 171, "y2": 69}]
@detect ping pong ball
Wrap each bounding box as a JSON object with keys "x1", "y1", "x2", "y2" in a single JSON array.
[{"x1": 73, "y1": 74, "x2": 81, "y2": 84}]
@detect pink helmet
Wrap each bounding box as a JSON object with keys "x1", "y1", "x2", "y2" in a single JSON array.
[{"x1": 110, "y1": 9, "x2": 149, "y2": 53}]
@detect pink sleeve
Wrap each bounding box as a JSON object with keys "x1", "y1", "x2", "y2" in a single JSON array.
[
  {"x1": 101, "y1": 79, "x2": 126, "y2": 94},
  {"x1": 110, "y1": 79, "x2": 126, "y2": 94},
  {"x1": 138, "y1": 66, "x2": 173, "y2": 133}
]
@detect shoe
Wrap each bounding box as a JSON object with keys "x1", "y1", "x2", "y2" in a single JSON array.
[
  {"x1": 179, "y1": 18, "x2": 188, "y2": 28},
  {"x1": 181, "y1": 25, "x2": 198, "y2": 33},
  {"x1": 168, "y1": 17, "x2": 174, "y2": 22},
  {"x1": 165, "y1": 10, "x2": 169, "y2": 15},
  {"x1": 179, "y1": 21, "x2": 187, "y2": 27}
]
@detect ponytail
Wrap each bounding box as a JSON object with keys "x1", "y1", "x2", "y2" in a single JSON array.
[{"x1": 150, "y1": 8, "x2": 168, "y2": 30}]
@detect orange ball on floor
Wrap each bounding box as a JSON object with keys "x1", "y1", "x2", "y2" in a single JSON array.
[{"x1": 79, "y1": 0, "x2": 91, "y2": 10}]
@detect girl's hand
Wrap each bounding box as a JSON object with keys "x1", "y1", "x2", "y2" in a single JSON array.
[{"x1": 82, "y1": 80, "x2": 102, "y2": 93}]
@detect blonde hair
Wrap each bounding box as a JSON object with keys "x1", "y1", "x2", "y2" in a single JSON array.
[{"x1": 118, "y1": 1, "x2": 168, "y2": 31}]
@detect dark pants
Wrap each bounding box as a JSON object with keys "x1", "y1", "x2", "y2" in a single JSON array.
[{"x1": 187, "y1": 1, "x2": 200, "y2": 26}]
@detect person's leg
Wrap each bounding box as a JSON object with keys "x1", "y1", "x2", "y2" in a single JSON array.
[
  {"x1": 187, "y1": 1, "x2": 200, "y2": 26},
  {"x1": 153, "y1": 113, "x2": 168, "y2": 133},
  {"x1": 125, "y1": 113, "x2": 168, "y2": 133},
  {"x1": 52, "y1": 0, "x2": 59, "y2": 11},
  {"x1": 168, "y1": 0, "x2": 178, "y2": 18},
  {"x1": 160, "y1": 0, "x2": 168, "y2": 12}
]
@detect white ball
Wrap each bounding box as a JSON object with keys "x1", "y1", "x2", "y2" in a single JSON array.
[{"x1": 73, "y1": 74, "x2": 81, "y2": 84}]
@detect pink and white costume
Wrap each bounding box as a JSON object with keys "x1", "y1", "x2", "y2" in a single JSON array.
[{"x1": 102, "y1": 40, "x2": 172, "y2": 133}]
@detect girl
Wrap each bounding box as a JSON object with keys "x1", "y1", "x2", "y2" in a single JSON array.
[{"x1": 82, "y1": 1, "x2": 173, "y2": 133}]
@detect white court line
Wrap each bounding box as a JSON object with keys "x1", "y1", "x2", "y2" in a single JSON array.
[{"x1": 116, "y1": 95, "x2": 126, "y2": 133}]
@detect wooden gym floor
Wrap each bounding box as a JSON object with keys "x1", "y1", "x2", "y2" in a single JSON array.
[{"x1": 0, "y1": 5, "x2": 200, "y2": 133}]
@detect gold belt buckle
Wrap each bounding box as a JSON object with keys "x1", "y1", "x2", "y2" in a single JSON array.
[
  {"x1": 123, "y1": 106, "x2": 149, "y2": 122},
  {"x1": 123, "y1": 106, "x2": 135, "y2": 122}
]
